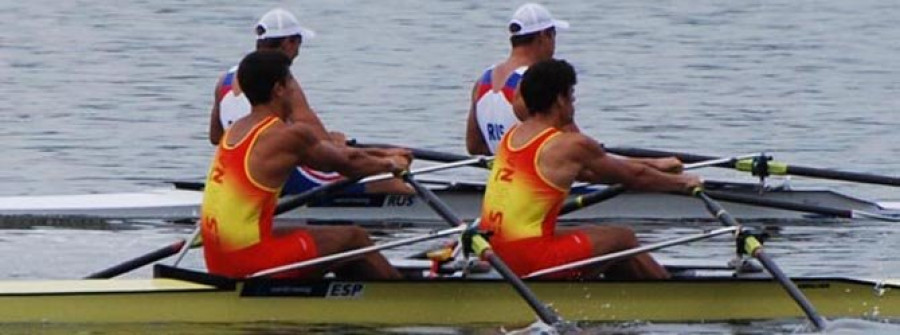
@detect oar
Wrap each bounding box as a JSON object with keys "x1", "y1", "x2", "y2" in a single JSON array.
[
  {"x1": 560, "y1": 154, "x2": 761, "y2": 215},
  {"x1": 250, "y1": 225, "x2": 467, "y2": 278},
  {"x1": 86, "y1": 157, "x2": 490, "y2": 279},
  {"x1": 693, "y1": 188, "x2": 828, "y2": 330},
  {"x1": 276, "y1": 156, "x2": 490, "y2": 215},
  {"x1": 400, "y1": 171, "x2": 565, "y2": 328},
  {"x1": 607, "y1": 146, "x2": 900, "y2": 187},
  {"x1": 524, "y1": 226, "x2": 739, "y2": 278},
  {"x1": 84, "y1": 239, "x2": 186, "y2": 279},
  {"x1": 350, "y1": 141, "x2": 492, "y2": 168},
  {"x1": 704, "y1": 190, "x2": 900, "y2": 222}
]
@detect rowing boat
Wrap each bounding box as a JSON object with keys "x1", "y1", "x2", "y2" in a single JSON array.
[
  {"x1": 0, "y1": 178, "x2": 896, "y2": 224},
  {"x1": 0, "y1": 262, "x2": 895, "y2": 324}
]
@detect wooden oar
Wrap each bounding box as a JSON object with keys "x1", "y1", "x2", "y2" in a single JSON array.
[
  {"x1": 86, "y1": 157, "x2": 490, "y2": 279},
  {"x1": 350, "y1": 141, "x2": 492, "y2": 168},
  {"x1": 607, "y1": 146, "x2": 900, "y2": 187},
  {"x1": 693, "y1": 188, "x2": 828, "y2": 331},
  {"x1": 524, "y1": 226, "x2": 739, "y2": 278},
  {"x1": 704, "y1": 190, "x2": 900, "y2": 222},
  {"x1": 400, "y1": 171, "x2": 565, "y2": 328}
]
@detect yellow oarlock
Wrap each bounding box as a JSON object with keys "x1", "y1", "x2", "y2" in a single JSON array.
[
  {"x1": 735, "y1": 159, "x2": 789, "y2": 175},
  {"x1": 470, "y1": 234, "x2": 493, "y2": 257},
  {"x1": 743, "y1": 235, "x2": 763, "y2": 256}
]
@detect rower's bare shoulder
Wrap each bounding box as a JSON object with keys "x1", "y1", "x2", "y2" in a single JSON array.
[
  {"x1": 557, "y1": 132, "x2": 605, "y2": 155},
  {"x1": 280, "y1": 122, "x2": 320, "y2": 145}
]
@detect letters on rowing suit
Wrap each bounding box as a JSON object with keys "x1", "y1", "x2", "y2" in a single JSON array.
[
  {"x1": 201, "y1": 115, "x2": 319, "y2": 278},
  {"x1": 479, "y1": 125, "x2": 593, "y2": 277},
  {"x1": 473, "y1": 65, "x2": 527, "y2": 154}
]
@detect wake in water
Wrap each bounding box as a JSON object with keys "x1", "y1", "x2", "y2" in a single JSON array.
[
  {"x1": 818, "y1": 318, "x2": 900, "y2": 335},
  {"x1": 502, "y1": 318, "x2": 581, "y2": 335}
]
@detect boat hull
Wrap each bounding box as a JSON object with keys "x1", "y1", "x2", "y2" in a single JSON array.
[
  {"x1": 0, "y1": 180, "x2": 893, "y2": 225},
  {"x1": 0, "y1": 265, "x2": 895, "y2": 325}
]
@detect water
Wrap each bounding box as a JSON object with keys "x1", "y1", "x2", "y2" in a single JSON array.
[{"x1": 1, "y1": 0, "x2": 899, "y2": 333}]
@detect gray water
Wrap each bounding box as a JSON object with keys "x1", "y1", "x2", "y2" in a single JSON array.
[{"x1": 1, "y1": 0, "x2": 899, "y2": 334}]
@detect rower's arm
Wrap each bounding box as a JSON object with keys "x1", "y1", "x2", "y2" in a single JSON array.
[
  {"x1": 287, "y1": 124, "x2": 409, "y2": 178},
  {"x1": 574, "y1": 136, "x2": 697, "y2": 193},
  {"x1": 625, "y1": 157, "x2": 684, "y2": 174},
  {"x1": 208, "y1": 75, "x2": 226, "y2": 145},
  {"x1": 466, "y1": 81, "x2": 492, "y2": 155}
]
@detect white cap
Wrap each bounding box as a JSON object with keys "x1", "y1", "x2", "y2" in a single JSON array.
[
  {"x1": 508, "y1": 3, "x2": 569, "y2": 36},
  {"x1": 255, "y1": 8, "x2": 316, "y2": 40}
]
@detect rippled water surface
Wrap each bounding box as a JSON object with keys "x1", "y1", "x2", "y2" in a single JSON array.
[{"x1": 1, "y1": 0, "x2": 899, "y2": 334}]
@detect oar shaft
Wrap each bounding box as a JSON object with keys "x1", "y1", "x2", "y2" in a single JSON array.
[
  {"x1": 525, "y1": 226, "x2": 738, "y2": 279},
  {"x1": 754, "y1": 251, "x2": 828, "y2": 330},
  {"x1": 85, "y1": 239, "x2": 186, "y2": 279},
  {"x1": 172, "y1": 227, "x2": 202, "y2": 266},
  {"x1": 695, "y1": 190, "x2": 827, "y2": 330},
  {"x1": 402, "y1": 173, "x2": 562, "y2": 327},
  {"x1": 352, "y1": 142, "x2": 491, "y2": 168},
  {"x1": 251, "y1": 225, "x2": 465, "y2": 278},
  {"x1": 560, "y1": 184, "x2": 626, "y2": 216},
  {"x1": 606, "y1": 147, "x2": 734, "y2": 168},
  {"x1": 783, "y1": 165, "x2": 900, "y2": 186},
  {"x1": 705, "y1": 190, "x2": 852, "y2": 218},
  {"x1": 704, "y1": 190, "x2": 900, "y2": 222},
  {"x1": 560, "y1": 155, "x2": 751, "y2": 216},
  {"x1": 482, "y1": 249, "x2": 561, "y2": 324},
  {"x1": 682, "y1": 153, "x2": 761, "y2": 170},
  {"x1": 608, "y1": 146, "x2": 900, "y2": 187},
  {"x1": 274, "y1": 156, "x2": 489, "y2": 215}
]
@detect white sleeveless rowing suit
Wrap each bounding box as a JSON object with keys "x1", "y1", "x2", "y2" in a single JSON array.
[{"x1": 473, "y1": 65, "x2": 527, "y2": 154}]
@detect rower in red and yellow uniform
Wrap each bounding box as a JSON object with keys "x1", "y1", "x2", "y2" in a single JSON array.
[
  {"x1": 479, "y1": 59, "x2": 703, "y2": 280},
  {"x1": 201, "y1": 51, "x2": 409, "y2": 279}
]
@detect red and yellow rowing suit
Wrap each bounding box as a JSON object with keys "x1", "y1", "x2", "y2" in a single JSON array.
[
  {"x1": 479, "y1": 126, "x2": 593, "y2": 278},
  {"x1": 200, "y1": 115, "x2": 318, "y2": 278}
]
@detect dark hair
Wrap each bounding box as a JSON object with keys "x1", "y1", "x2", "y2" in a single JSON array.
[
  {"x1": 519, "y1": 59, "x2": 577, "y2": 115},
  {"x1": 509, "y1": 26, "x2": 554, "y2": 47},
  {"x1": 237, "y1": 50, "x2": 292, "y2": 106}
]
